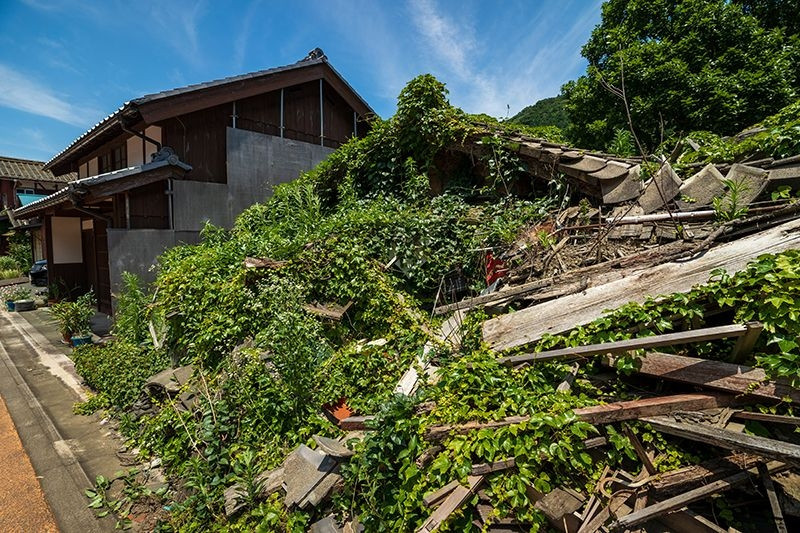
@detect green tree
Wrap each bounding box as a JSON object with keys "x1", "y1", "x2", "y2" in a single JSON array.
[
  {"x1": 563, "y1": 0, "x2": 800, "y2": 150},
  {"x1": 511, "y1": 95, "x2": 571, "y2": 130}
]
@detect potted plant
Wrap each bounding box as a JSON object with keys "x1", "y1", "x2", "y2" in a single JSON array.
[
  {"x1": 47, "y1": 280, "x2": 66, "y2": 305},
  {"x1": 13, "y1": 286, "x2": 35, "y2": 311},
  {"x1": 2, "y1": 286, "x2": 33, "y2": 312},
  {"x1": 1, "y1": 286, "x2": 18, "y2": 311},
  {"x1": 51, "y1": 291, "x2": 96, "y2": 346}
]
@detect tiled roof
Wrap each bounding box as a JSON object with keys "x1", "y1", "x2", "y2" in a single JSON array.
[
  {"x1": 45, "y1": 49, "x2": 373, "y2": 170},
  {"x1": 0, "y1": 156, "x2": 75, "y2": 183}
]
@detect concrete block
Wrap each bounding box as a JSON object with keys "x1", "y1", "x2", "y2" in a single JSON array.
[
  {"x1": 678, "y1": 163, "x2": 725, "y2": 207},
  {"x1": 283, "y1": 445, "x2": 340, "y2": 509},
  {"x1": 637, "y1": 162, "x2": 682, "y2": 213},
  {"x1": 724, "y1": 163, "x2": 768, "y2": 205},
  {"x1": 601, "y1": 165, "x2": 644, "y2": 204}
]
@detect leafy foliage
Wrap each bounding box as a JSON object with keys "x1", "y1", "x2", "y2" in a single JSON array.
[
  {"x1": 563, "y1": 0, "x2": 800, "y2": 149},
  {"x1": 510, "y1": 95, "x2": 571, "y2": 130},
  {"x1": 70, "y1": 75, "x2": 559, "y2": 531}
]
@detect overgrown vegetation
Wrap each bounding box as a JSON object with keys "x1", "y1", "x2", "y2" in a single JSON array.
[
  {"x1": 71, "y1": 66, "x2": 800, "y2": 530},
  {"x1": 73, "y1": 75, "x2": 565, "y2": 531}
]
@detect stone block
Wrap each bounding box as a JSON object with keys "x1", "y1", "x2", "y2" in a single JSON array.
[
  {"x1": 677, "y1": 163, "x2": 725, "y2": 207},
  {"x1": 637, "y1": 162, "x2": 682, "y2": 213}
]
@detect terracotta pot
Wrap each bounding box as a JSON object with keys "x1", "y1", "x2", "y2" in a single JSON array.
[{"x1": 322, "y1": 397, "x2": 354, "y2": 422}]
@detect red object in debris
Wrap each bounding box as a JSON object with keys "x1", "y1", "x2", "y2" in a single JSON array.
[
  {"x1": 322, "y1": 397, "x2": 354, "y2": 422},
  {"x1": 486, "y1": 252, "x2": 508, "y2": 285}
]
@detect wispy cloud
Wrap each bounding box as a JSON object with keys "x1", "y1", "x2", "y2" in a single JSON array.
[
  {"x1": 0, "y1": 64, "x2": 96, "y2": 126},
  {"x1": 233, "y1": 0, "x2": 264, "y2": 70},
  {"x1": 143, "y1": 0, "x2": 208, "y2": 67},
  {"x1": 406, "y1": 0, "x2": 601, "y2": 118}
]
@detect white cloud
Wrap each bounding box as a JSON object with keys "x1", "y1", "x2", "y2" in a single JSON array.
[
  {"x1": 406, "y1": 0, "x2": 602, "y2": 118},
  {"x1": 233, "y1": 0, "x2": 264, "y2": 70},
  {"x1": 0, "y1": 64, "x2": 96, "y2": 126}
]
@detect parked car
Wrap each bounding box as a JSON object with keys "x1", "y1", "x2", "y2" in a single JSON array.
[{"x1": 29, "y1": 259, "x2": 47, "y2": 286}]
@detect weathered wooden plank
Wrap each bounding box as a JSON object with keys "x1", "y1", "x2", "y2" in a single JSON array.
[
  {"x1": 425, "y1": 394, "x2": 733, "y2": 441},
  {"x1": 471, "y1": 458, "x2": 516, "y2": 475},
  {"x1": 759, "y1": 463, "x2": 789, "y2": 533},
  {"x1": 497, "y1": 324, "x2": 753, "y2": 367},
  {"x1": 416, "y1": 475, "x2": 484, "y2": 532},
  {"x1": 482, "y1": 217, "x2": 800, "y2": 352},
  {"x1": 732, "y1": 411, "x2": 800, "y2": 426},
  {"x1": 339, "y1": 415, "x2": 375, "y2": 431},
  {"x1": 730, "y1": 321, "x2": 764, "y2": 362},
  {"x1": 611, "y1": 461, "x2": 789, "y2": 529},
  {"x1": 608, "y1": 351, "x2": 800, "y2": 404},
  {"x1": 650, "y1": 454, "x2": 761, "y2": 496},
  {"x1": 642, "y1": 416, "x2": 800, "y2": 465},
  {"x1": 434, "y1": 278, "x2": 585, "y2": 316},
  {"x1": 422, "y1": 479, "x2": 460, "y2": 508},
  {"x1": 303, "y1": 301, "x2": 353, "y2": 321}
]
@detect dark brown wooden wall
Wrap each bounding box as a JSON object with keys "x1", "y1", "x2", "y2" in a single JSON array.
[
  {"x1": 160, "y1": 104, "x2": 230, "y2": 183},
  {"x1": 112, "y1": 181, "x2": 170, "y2": 229}
]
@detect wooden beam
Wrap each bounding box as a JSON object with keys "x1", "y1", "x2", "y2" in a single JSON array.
[
  {"x1": 339, "y1": 415, "x2": 375, "y2": 431},
  {"x1": 650, "y1": 454, "x2": 762, "y2": 497},
  {"x1": 416, "y1": 475, "x2": 484, "y2": 532},
  {"x1": 422, "y1": 479, "x2": 460, "y2": 508},
  {"x1": 498, "y1": 324, "x2": 755, "y2": 367},
  {"x1": 482, "y1": 217, "x2": 800, "y2": 352},
  {"x1": 732, "y1": 411, "x2": 800, "y2": 426},
  {"x1": 642, "y1": 416, "x2": 800, "y2": 465},
  {"x1": 608, "y1": 351, "x2": 800, "y2": 404},
  {"x1": 758, "y1": 463, "x2": 789, "y2": 533},
  {"x1": 425, "y1": 393, "x2": 733, "y2": 441},
  {"x1": 611, "y1": 461, "x2": 790, "y2": 529},
  {"x1": 730, "y1": 321, "x2": 764, "y2": 362}
]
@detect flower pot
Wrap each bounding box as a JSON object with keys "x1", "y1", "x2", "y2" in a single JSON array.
[
  {"x1": 70, "y1": 334, "x2": 93, "y2": 347},
  {"x1": 322, "y1": 397, "x2": 354, "y2": 423},
  {"x1": 13, "y1": 299, "x2": 35, "y2": 312},
  {"x1": 5, "y1": 300, "x2": 14, "y2": 312}
]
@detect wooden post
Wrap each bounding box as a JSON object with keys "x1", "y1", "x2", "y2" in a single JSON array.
[
  {"x1": 758, "y1": 463, "x2": 788, "y2": 533},
  {"x1": 319, "y1": 78, "x2": 324, "y2": 146},
  {"x1": 280, "y1": 88, "x2": 284, "y2": 137},
  {"x1": 730, "y1": 321, "x2": 763, "y2": 362}
]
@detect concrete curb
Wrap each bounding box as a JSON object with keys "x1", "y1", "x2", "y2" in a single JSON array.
[
  {"x1": 0, "y1": 314, "x2": 111, "y2": 533},
  {"x1": 4, "y1": 309, "x2": 87, "y2": 400}
]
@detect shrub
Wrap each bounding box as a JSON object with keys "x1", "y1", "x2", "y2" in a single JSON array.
[
  {"x1": 72, "y1": 341, "x2": 169, "y2": 410},
  {"x1": 51, "y1": 291, "x2": 96, "y2": 337}
]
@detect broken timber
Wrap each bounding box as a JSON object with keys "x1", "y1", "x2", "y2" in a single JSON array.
[
  {"x1": 497, "y1": 322, "x2": 760, "y2": 367},
  {"x1": 610, "y1": 461, "x2": 790, "y2": 530},
  {"x1": 302, "y1": 301, "x2": 353, "y2": 321},
  {"x1": 606, "y1": 351, "x2": 800, "y2": 404},
  {"x1": 483, "y1": 216, "x2": 800, "y2": 352},
  {"x1": 642, "y1": 416, "x2": 800, "y2": 466},
  {"x1": 424, "y1": 393, "x2": 734, "y2": 441},
  {"x1": 416, "y1": 475, "x2": 484, "y2": 532}
]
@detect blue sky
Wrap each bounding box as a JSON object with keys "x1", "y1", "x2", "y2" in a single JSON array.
[{"x1": 0, "y1": 0, "x2": 603, "y2": 163}]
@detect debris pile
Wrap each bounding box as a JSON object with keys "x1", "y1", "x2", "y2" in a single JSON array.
[{"x1": 70, "y1": 77, "x2": 800, "y2": 531}]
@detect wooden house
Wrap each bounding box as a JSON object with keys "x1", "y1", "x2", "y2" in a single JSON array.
[
  {"x1": 12, "y1": 49, "x2": 373, "y2": 312},
  {"x1": 0, "y1": 156, "x2": 74, "y2": 258}
]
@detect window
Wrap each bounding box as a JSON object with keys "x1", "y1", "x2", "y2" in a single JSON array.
[
  {"x1": 17, "y1": 188, "x2": 34, "y2": 195},
  {"x1": 98, "y1": 144, "x2": 127, "y2": 174}
]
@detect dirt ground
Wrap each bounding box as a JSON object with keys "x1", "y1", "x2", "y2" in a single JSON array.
[{"x1": 0, "y1": 395, "x2": 58, "y2": 533}]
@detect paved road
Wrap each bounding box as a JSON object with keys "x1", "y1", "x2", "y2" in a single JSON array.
[
  {"x1": 0, "y1": 310, "x2": 122, "y2": 532},
  {"x1": 0, "y1": 394, "x2": 58, "y2": 532}
]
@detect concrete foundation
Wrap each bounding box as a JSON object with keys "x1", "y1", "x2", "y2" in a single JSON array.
[
  {"x1": 108, "y1": 128, "x2": 332, "y2": 294},
  {"x1": 107, "y1": 229, "x2": 201, "y2": 291},
  {"x1": 171, "y1": 128, "x2": 333, "y2": 231}
]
